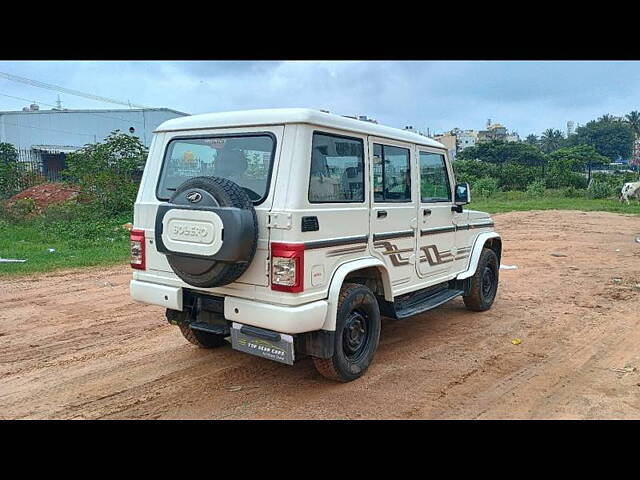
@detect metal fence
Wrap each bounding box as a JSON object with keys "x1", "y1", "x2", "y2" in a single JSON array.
[{"x1": 15, "y1": 149, "x2": 66, "y2": 185}]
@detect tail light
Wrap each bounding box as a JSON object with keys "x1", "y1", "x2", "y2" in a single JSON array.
[
  {"x1": 130, "y1": 229, "x2": 146, "y2": 270},
  {"x1": 270, "y1": 242, "x2": 304, "y2": 293}
]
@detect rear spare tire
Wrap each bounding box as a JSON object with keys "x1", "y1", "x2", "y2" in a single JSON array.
[{"x1": 158, "y1": 176, "x2": 258, "y2": 288}]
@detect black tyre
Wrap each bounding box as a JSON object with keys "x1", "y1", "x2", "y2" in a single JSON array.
[
  {"x1": 178, "y1": 324, "x2": 227, "y2": 348},
  {"x1": 463, "y1": 248, "x2": 499, "y2": 312},
  {"x1": 313, "y1": 283, "x2": 381, "y2": 382},
  {"x1": 165, "y1": 176, "x2": 258, "y2": 288},
  {"x1": 167, "y1": 309, "x2": 227, "y2": 348}
]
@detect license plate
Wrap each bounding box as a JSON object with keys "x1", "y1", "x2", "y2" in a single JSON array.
[{"x1": 231, "y1": 322, "x2": 294, "y2": 365}]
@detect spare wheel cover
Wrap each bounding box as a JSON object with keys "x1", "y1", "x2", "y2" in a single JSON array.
[{"x1": 156, "y1": 176, "x2": 258, "y2": 288}]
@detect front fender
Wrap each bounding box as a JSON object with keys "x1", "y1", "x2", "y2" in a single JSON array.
[
  {"x1": 456, "y1": 232, "x2": 501, "y2": 280},
  {"x1": 320, "y1": 258, "x2": 391, "y2": 331}
]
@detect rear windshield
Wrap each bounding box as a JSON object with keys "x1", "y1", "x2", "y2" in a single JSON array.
[{"x1": 156, "y1": 134, "x2": 276, "y2": 203}]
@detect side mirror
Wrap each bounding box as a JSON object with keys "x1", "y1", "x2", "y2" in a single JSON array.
[{"x1": 455, "y1": 183, "x2": 471, "y2": 205}]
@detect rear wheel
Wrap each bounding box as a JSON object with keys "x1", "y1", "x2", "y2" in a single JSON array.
[
  {"x1": 463, "y1": 248, "x2": 499, "y2": 311},
  {"x1": 313, "y1": 283, "x2": 381, "y2": 382},
  {"x1": 178, "y1": 324, "x2": 227, "y2": 348}
]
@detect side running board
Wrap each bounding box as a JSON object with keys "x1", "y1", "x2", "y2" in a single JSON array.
[{"x1": 379, "y1": 283, "x2": 465, "y2": 320}]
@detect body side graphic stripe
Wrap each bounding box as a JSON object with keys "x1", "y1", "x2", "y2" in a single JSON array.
[
  {"x1": 304, "y1": 235, "x2": 369, "y2": 250},
  {"x1": 372, "y1": 230, "x2": 415, "y2": 241}
]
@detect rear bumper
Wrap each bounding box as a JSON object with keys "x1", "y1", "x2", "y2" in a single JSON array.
[
  {"x1": 130, "y1": 279, "x2": 183, "y2": 310},
  {"x1": 129, "y1": 280, "x2": 328, "y2": 334},
  {"x1": 224, "y1": 296, "x2": 328, "y2": 334}
]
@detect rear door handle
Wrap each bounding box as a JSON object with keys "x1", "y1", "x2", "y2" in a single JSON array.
[
  {"x1": 423, "y1": 209, "x2": 432, "y2": 216},
  {"x1": 377, "y1": 210, "x2": 387, "y2": 218}
]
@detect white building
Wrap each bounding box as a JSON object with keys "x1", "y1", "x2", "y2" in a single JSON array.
[
  {"x1": 456, "y1": 130, "x2": 478, "y2": 151},
  {"x1": 0, "y1": 106, "x2": 188, "y2": 179},
  {"x1": 0, "y1": 106, "x2": 188, "y2": 150}
]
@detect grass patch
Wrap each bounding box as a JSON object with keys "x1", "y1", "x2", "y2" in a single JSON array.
[
  {"x1": 470, "y1": 191, "x2": 640, "y2": 215},
  {"x1": 1, "y1": 189, "x2": 638, "y2": 278},
  {"x1": 0, "y1": 216, "x2": 130, "y2": 277}
]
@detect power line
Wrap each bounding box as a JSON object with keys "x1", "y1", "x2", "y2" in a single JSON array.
[
  {"x1": 0, "y1": 71, "x2": 150, "y2": 109},
  {"x1": 0, "y1": 92, "x2": 145, "y2": 125}
]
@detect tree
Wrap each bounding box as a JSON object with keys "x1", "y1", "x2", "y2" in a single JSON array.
[
  {"x1": 455, "y1": 140, "x2": 547, "y2": 191},
  {"x1": 524, "y1": 134, "x2": 539, "y2": 146},
  {"x1": 569, "y1": 118, "x2": 634, "y2": 161},
  {"x1": 62, "y1": 130, "x2": 148, "y2": 214},
  {"x1": 0, "y1": 142, "x2": 21, "y2": 199},
  {"x1": 540, "y1": 128, "x2": 565, "y2": 153},
  {"x1": 625, "y1": 111, "x2": 640, "y2": 138},
  {"x1": 456, "y1": 140, "x2": 547, "y2": 166},
  {"x1": 546, "y1": 144, "x2": 609, "y2": 188}
]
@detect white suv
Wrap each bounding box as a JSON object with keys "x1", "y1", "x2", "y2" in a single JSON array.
[{"x1": 130, "y1": 108, "x2": 501, "y2": 382}]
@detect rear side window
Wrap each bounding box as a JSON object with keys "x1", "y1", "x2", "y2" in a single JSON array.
[
  {"x1": 157, "y1": 134, "x2": 275, "y2": 203},
  {"x1": 419, "y1": 152, "x2": 451, "y2": 202},
  {"x1": 308, "y1": 132, "x2": 365, "y2": 203},
  {"x1": 373, "y1": 143, "x2": 411, "y2": 202}
]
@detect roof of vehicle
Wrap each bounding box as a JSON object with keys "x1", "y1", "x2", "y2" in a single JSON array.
[{"x1": 155, "y1": 108, "x2": 446, "y2": 149}]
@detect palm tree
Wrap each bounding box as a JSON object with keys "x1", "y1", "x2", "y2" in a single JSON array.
[
  {"x1": 540, "y1": 128, "x2": 565, "y2": 153},
  {"x1": 598, "y1": 114, "x2": 615, "y2": 123},
  {"x1": 625, "y1": 111, "x2": 640, "y2": 138}
]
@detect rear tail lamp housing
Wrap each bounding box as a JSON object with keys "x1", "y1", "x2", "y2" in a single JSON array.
[
  {"x1": 270, "y1": 242, "x2": 304, "y2": 292},
  {"x1": 130, "y1": 229, "x2": 146, "y2": 270}
]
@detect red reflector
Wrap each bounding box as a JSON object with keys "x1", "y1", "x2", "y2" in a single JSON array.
[{"x1": 130, "y1": 229, "x2": 146, "y2": 270}]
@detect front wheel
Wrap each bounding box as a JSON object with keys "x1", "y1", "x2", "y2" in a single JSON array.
[
  {"x1": 463, "y1": 248, "x2": 499, "y2": 311},
  {"x1": 312, "y1": 283, "x2": 381, "y2": 382}
]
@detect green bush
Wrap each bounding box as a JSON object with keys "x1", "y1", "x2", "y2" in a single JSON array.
[
  {"x1": 0, "y1": 143, "x2": 21, "y2": 199},
  {"x1": 0, "y1": 197, "x2": 39, "y2": 222},
  {"x1": 36, "y1": 200, "x2": 131, "y2": 241},
  {"x1": 62, "y1": 131, "x2": 147, "y2": 216},
  {"x1": 561, "y1": 186, "x2": 583, "y2": 198},
  {"x1": 587, "y1": 180, "x2": 617, "y2": 199},
  {"x1": 472, "y1": 177, "x2": 501, "y2": 198},
  {"x1": 526, "y1": 180, "x2": 546, "y2": 198},
  {"x1": 503, "y1": 190, "x2": 527, "y2": 201}
]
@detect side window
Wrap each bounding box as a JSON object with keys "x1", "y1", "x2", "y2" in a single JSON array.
[
  {"x1": 308, "y1": 132, "x2": 364, "y2": 203},
  {"x1": 373, "y1": 143, "x2": 411, "y2": 202},
  {"x1": 419, "y1": 152, "x2": 451, "y2": 203}
]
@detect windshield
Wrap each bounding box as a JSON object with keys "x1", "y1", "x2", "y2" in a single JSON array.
[{"x1": 156, "y1": 134, "x2": 276, "y2": 203}]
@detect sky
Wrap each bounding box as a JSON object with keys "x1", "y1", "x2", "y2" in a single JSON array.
[{"x1": 0, "y1": 60, "x2": 639, "y2": 137}]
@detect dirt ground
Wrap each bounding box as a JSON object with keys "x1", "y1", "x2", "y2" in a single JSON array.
[
  {"x1": 8, "y1": 182, "x2": 80, "y2": 212},
  {"x1": 1, "y1": 210, "x2": 639, "y2": 419}
]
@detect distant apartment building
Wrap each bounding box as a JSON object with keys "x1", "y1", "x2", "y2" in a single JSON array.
[
  {"x1": 455, "y1": 130, "x2": 478, "y2": 152},
  {"x1": 417, "y1": 119, "x2": 519, "y2": 160},
  {"x1": 433, "y1": 132, "x2": 457, "y2": 160},
  {"x1": 476, "y1": 122, "x2": 519, "y2": 143}
]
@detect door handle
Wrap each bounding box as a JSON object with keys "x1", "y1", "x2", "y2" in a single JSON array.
[
  {"x1": 423, "y1": 209, "x2": 432, "y2": 216},
  {"x1": 377, "y1": 210, "x2": 387, "y2": 219}
]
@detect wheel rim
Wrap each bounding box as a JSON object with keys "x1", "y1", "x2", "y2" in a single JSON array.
[
  {"x1": 481, "y1": 265, "x2": 496, "y2": 300},
  {"x1": 342, "y1": 310, "x2": 370, "y2": 361}
]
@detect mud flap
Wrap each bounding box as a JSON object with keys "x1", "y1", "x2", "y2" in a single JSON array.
[{"x1": 231, "y1": 322, "x2": 295, "y2": 365}]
